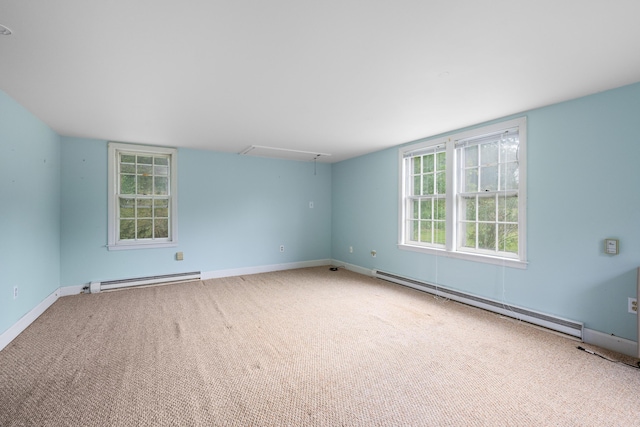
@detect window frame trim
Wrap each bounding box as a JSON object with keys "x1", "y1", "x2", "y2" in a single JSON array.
[
  {"x1": 398, "y1": 117, "x2": 527, "y2": 269},
  {"x1": 107, "y1": 142, "x2": 179, "y2": 251}
]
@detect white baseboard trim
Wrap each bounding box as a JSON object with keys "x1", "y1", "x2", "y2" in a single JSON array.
[
  {"x1": 331, "y1": 259, "x2": 375, "y2": 277},
  {"x1": 334, "y1": 259, "x2": 639, "y2": 358},
  {"x1": 0, "y1": 288, "x2": 60, "y2": 352},
  {"x1": 60, "y1": 285, "x2": 85, "y2": 296},
  {"x1": 202, "y1": 259, "x2": 331, "y2": 280},
  {"x1": 582, "y1": 328, "x2": 638, "y2": 358}
]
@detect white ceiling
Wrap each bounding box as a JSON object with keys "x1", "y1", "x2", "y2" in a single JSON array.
[{"x1": 1, "y1": 1, "x2": 639, "y2": 163}]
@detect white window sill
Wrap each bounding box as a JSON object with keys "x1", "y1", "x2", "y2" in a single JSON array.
[
  {"x1": 397, "y1": 243, "x2": 528, "y2": 270},
  {"x1": 107, "y1": 242, "x2": 178, "y2": 251}
]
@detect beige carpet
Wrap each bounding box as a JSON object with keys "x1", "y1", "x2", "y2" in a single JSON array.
[{"x1": 1, "y1": 267, "x2": 639, "y2": 426}]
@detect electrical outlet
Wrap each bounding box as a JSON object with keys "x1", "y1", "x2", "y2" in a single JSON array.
[
  {"x1": 349, "y1": 246, "x2": 353, "y2": 253},
  {"x1": 371, "y1": 250, "x2": 377, "y2": 257},
  {"x1": 280, "y1": 245, "x2": 285, "y2": 252},
  {"x1": 629, "y1": 297, "x2": 638, "y2": 314},
  {"x1": 13, "y1": 286, "x2": 18, "y2": 299}
]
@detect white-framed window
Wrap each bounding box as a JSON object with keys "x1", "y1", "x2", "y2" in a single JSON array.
[
  {"x1": 107, "y1": 142, "x2": 178, "y2": 250},
  {"x1": 398, "y1": 117, "x2": 527, "y2": 269}
]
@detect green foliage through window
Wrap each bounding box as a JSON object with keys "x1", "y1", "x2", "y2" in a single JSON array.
[{"x1": 118, "y1": 153, "x2": 171, "y2": 241}]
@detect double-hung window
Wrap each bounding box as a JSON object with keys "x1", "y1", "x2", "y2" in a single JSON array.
[
  {"x1": 107, "y1": 142, "x2": 178, "y2": 250},
  {"x1": 406, "y1": 142, "x2": 447, "y2": 247},
  {"x1": 399, "y1": 117, "x2": 526, "y2": 268}
]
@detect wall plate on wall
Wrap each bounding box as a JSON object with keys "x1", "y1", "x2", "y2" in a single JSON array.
[{"x1": 604, "y1": 238, "x2": 619, "y2": 255}]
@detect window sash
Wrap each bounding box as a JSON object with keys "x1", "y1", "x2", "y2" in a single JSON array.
[
  {"x1": 403, "y1": 143, "x2": 448, "y2": 249},
  {"x1": 455, "y1": 129, "x2": 520, "y2": 258}
]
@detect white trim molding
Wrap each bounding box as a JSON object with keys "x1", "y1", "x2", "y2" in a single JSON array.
[
  {"x1": 582, "y1": 328, "x2": 638, "y2": 358},
  {"x1": 202, "y1": 259, "x2": 331, "y2": 280},
  {"x1": 60, "y1": 285, "x2": 85, "y2": 296},
  {"x1": 107, "y1": 142, "x2": 178, "y2": 251},
  {"x1": 0, "y1": 288, "x2": 60, "y2": 352},
  {"x1": 331, "y1": 259, "x2": 376, "y2": 277}
]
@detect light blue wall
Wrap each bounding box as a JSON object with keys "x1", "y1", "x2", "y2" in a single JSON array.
[
  {"x1": 332, "y1": 82, "x2": 640, "y2": 341},
  {"x1": 60, "y1": 139, "x2": 332, "y2": 286},
  {"x1": 0, "y1": 91, "x2": 61, "y2": 336},
  {"x1": 4, "y1": 82, "x2": 640, "y2": 343}
]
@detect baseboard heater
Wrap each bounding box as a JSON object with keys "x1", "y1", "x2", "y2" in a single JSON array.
[
  {"x1": 374, "y1": 270, "x2": 583, "y2": 339},
  {"x1": 89, "y1": 271, "x2": 201, "y2": 293}
]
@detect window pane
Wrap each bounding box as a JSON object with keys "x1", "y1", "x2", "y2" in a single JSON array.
[
  {"x1": 138, "y1": 176, "x2": 153, "y2": 195},
  {"x1": 138, "y1": 156, "x2": 153, "y2": 165},
  {"x1": 413, "y1": 157, "x2": 421, "y2": 175},
  {"x1": 478, "y1": 223, "x2": 496, "y2": 250},
  {"x1": 436, "y1": 171, "x2": 446, "y2": 194},
  {"x1": 120, "y1": 219, "x2": 135, "y2": 240},
  {"x1": 478, "y1": 196, "x2": 496, "y2": 221},
  {"x1": 464, "y1": 223, "x2": 476, "y2": 248},
  {"x1": 155, "y1": 198, "x2": 169, "y2": 218},
  {"x1": 498, "y1": 196, "x2": 518, "y2": 222},
  {"x1": 464, "y1": 168, "x2": 478, "y2": 192},
  {"x1": 423, "y1": 154, "x2": 434, "y2": 173},
  {"x1": 120, "y1": 175, "x2": 136, "y2": 194},
  {"x1": 410, "y1": 199, "x2": 419, "y2": 219},
  {"x1": 137, "y1": 219, "x2": 153, "y2": 238},
  {"x1": 413, "y1": 176, "x2": 421, "y2": 196},
  {"x1": 436, "y1": 152, "x2": 446, "y2": 171},
  {"x1": 154, "y1": 219, "x2": 169, "y2": 238},
  {"x1": 434, "y1": 221, "x2": 445, "y2": 245},
  {"x1": 119, "y1": 198, "x2": 135, "y2": 218},
  {"x1": 465, "y1": 145, "x2": 478, "y2": 167},
  {"x1": 500, "y1": 138, "x2": 518, "y2": 163},
  {"x1": 500, "y1": 162, "x2": 519, "y2": 190},
  {"x1": 498, "y1": 224, "x2": 518, "y2": 254},
  {"x1": 410, "y1": 220, "x2": 419, "y2": 241},
  {"x1": 480, "y1": 165, "x2": 498, "y2": 191},
  {"x1": 435, "y1": 199, "x2": 446, "y2": 220},
  {"x1": 420, "y1": 221, "x2": 432, "y2": 243},
  {"x1": 137, "y1": 198, "x2": 152, "y2": 218},
  {"x1": 154, "y1": 157, "x2": 169, "y2": 166},
  {"x1": 422, "y1": 174, "x2": 434, "y2": 195},
  {"x1": 154, "y1": 165, "x2": 169, "y2": 176},
  {"x1": 480, "y1": 142, "x2": 498, "y2": 165},
  {"x1": 154, "y1": 176, "x2": 168, "y2": 195},
  {"x1": 137, "y1": 164, "x2": 153, "y2": 175},
  {"x1": 460, "y1": 196, "x2": 475, "y2": 221},
  {"x1": 121, "y1": 164, "x2": 136, "y2": 174},
  {"x1": 420, "y1": 200, "x2": 432, "y2": 220},
  {"x1": 121, "y1": 154, "x2": 135, "y2": 163}
]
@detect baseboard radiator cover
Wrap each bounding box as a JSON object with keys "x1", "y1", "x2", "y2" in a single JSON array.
[
  {"x1": 89, "y1": 271, "x2": 201, "y2": 293},
  {"x1": 374, "y1": 270, "x2": 583, "y2": 339}
]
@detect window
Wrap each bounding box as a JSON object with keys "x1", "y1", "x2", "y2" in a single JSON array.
[
  {"x1": 108, "y1": 143, "x2": 178, "y2": 250},
  {"x1": 399, "y1": 117, "x2": 526, "y2": 268}
]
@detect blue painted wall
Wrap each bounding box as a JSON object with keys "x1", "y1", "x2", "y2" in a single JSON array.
[
  {"x1": 332, "y1": 82, "x2": 640, "y2": 341},
  {"x1": 0, "y1": 91, "x2": 61, "y2": 336},
  {"x1": 3, "y1": 82, "x2": 640, "y2": 343},
  {"x1": 60, "y1": 139, "x2": 332, "y2": 286}
]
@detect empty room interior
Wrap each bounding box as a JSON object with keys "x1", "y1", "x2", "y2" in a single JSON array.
[{"x1": 2, "y1": 1, "x2": 640, "y2": 425}]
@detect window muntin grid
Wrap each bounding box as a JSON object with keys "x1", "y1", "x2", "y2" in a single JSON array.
[
  {"x1": 398, "y1": 117, "x2": 526, "y2": 268},
  {"x1": 117, "y1": 152, "x2": 171, "y2": 242},
  {"x1": 457, "y1": 131, "x2": 519, "y2": 257},
  {"x1": 406, "y1": 150, "x2": 446, "y2": 246}
]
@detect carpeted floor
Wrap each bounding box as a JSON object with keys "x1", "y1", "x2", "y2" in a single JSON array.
[{"x1": 1, "y1": 267, "x2": 639, "y2": 426}]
